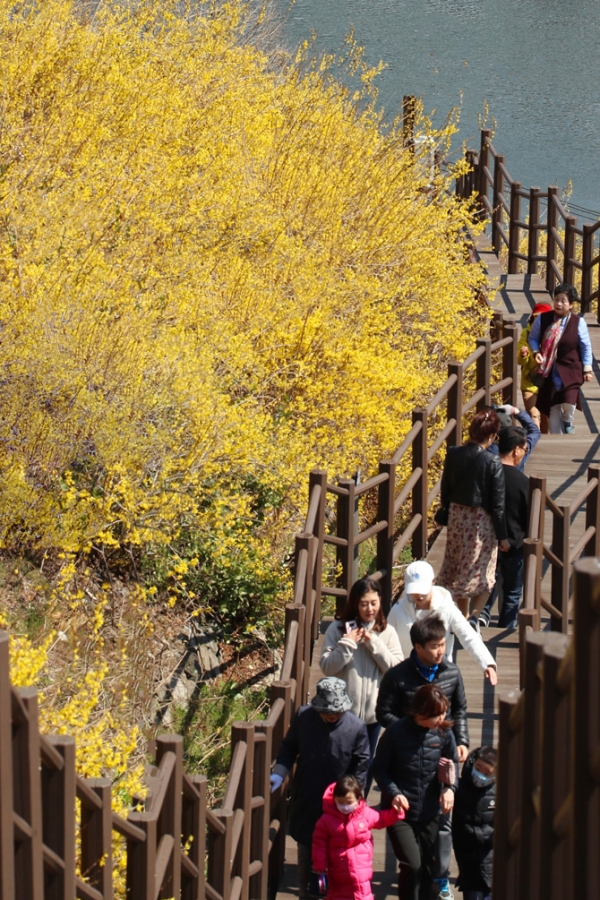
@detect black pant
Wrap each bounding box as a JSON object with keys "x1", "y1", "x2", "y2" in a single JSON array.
[{"x1": 388, "y1": 816, "x2": 440, "y2": 900}]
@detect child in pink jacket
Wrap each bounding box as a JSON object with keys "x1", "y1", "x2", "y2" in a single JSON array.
[{"x1": 312, "y1": 775, "x2": 404, "y2": 900}]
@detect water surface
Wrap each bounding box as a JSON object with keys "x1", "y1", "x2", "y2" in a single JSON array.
[{"x1": 272, "y1": 0, "x2": 600, "y2": 217}]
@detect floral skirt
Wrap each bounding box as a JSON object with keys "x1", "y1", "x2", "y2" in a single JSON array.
[{"x1": 437, "y1": 503, "x2": 498, "y2": 597}]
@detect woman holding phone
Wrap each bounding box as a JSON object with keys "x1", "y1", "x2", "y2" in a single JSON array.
[{"x1": 320, "y1": 577, "x2": 403, "y2": 788}]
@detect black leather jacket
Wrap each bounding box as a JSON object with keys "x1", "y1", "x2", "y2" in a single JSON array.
[{"x1": 440, "y1": 443, "x2": 507, "y2": 540}]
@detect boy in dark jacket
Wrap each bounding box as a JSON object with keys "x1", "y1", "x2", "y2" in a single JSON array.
[{"x1": 452, "y1": 746, "x2": 497, "y2": 900}]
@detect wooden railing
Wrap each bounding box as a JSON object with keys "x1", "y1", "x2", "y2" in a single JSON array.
[
  {"x1": 518, "y1": 464, "x2": 600, "y2": 686},
  {"x1": 457, "y1": 129, "x2": 600, "y2": 318},
  {"x1": 0, "y1": 469, "x2": 323, "y2": 900},
  {"x1": 494, "y1": 558, "x2": 600, "y2": 900},
  {"x1": 304, "y1": 311, "x2": 518, "y2": 616}
]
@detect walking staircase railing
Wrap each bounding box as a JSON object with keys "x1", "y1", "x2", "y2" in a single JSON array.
[
  {"x1": 494, "y1": 559, "x2": 600, "y2": 900},
  {"x1": 458, "y1": 129, "x2": 600, "y2": 318}
]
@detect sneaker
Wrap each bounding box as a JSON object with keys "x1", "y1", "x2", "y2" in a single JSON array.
[
  {"x1": 478, "y1": 611, "x2": 491, "y2": 628},
  {"x1": 434, "y1": 878, "x2": 454, "y2": 900},
  {"x1": 468, "y1": 615, "x2": 480, "y2": 634},
  {"x1": 564, "y1": 423, "x2": 575, "y2": 434}
]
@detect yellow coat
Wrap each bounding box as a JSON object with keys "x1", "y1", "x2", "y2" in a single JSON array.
[{"x1": 518, "y1": 322, "x2": 540, "y2": 394}]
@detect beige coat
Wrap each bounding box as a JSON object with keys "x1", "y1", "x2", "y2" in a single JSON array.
[{"x1": 319, "y1": 620, "x2": 403, "y2": 724}]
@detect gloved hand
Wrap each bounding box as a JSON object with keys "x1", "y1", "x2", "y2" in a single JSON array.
[{"x1": 270, "y1": 773, "x2": 283, "y2": 793}]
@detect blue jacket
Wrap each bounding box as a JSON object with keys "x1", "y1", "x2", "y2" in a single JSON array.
[
  {"x1": 273, "y1": 705, "x2": 370, "y2": 845},
  {"x1": 487, "y1": 409, "x2": 540, "y2": 471}
]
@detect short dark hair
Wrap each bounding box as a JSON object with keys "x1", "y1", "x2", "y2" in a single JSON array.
[
  {"x1": 477, "y1": 746, "x2": 498, "y2": 767},
  {"x1": 553, "y1": 283, "x2": 579, "y2": 304},
  {"x1": 339, "y1": 577, "x2": 386, "y2": 633},
  {"x1": 410, "y1": 684, "x2": 453, "y2": 729},
  {"x1": 410, "y1": 614, "x2": 446, "y2": 648},
  {"x1": 333, "y1": 774, "x2": 363, "y2": 800},
  {"x1": 469, "y1": 408, "x2": 501, "y2": 443},
  {"x1": 498, "y1": 425, "x2": 527, "y2": 456}
]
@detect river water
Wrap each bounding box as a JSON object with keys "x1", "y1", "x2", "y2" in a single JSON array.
[{"x1": 271, "y1": 0, "x2": 600, "y2": 218}]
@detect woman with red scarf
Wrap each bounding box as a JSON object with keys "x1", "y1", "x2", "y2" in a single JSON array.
[{"x1": 528, "y1": 283, "x2": 593, "y2": 434}]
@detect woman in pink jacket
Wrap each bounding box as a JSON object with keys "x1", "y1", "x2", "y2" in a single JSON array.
[{"x1": 312, "y1": 775, "x2": 404, "y2": 900}]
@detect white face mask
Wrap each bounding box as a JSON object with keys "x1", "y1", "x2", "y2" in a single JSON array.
[{"x1": 335, "y1": 802, "x2": 357, "y2": 815}]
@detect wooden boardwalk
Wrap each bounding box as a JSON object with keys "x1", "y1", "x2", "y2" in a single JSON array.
[{"x1": 276, "y1": 248, "x2": 600, "y2": 900}]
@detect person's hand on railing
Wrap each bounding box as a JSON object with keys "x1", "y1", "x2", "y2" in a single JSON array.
[
  {"x1": 484, "y1": 665, "x2": 498, "y2": 686},
  {"x1": 270, "y1": 773, "x2": 283, "y2": 793}
]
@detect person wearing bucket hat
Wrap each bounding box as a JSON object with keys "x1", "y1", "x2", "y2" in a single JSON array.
[{"x1": 270, "y1": 677, "x2": 370, "y2": 900}]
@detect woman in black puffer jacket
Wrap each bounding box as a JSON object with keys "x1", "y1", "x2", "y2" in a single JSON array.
[
  {"x1": 452, "y1": 746, "x2": 497, "y2": 900},
  {"x1": 373, "y1": 684, "x2": 458, "y2": 900}
]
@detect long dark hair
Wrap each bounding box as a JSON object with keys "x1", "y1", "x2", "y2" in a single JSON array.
[{"x1": 337, "y1": 577, "x2": 387, "y2": 633}]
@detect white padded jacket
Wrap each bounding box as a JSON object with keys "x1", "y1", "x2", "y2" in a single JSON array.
[{"x1": 387, "y1": 586, "x2": 497, "y2": 672}]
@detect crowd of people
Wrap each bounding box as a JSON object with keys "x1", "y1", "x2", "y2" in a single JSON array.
[{"x1": 268, "y1": 284, "x2": 592, "y2": 900}]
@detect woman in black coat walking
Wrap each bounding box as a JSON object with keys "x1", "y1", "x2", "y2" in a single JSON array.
[
  {"x1": 452, "y1": 746, "x2": 497, "y2": 900},
  {"x1": 373, "y1": 684, "x2": 458, "y2": 900}
]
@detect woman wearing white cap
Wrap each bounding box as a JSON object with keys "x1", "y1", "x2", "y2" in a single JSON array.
[{"x1": 388, "y1": 561, "x2": 498, "y2": 686}]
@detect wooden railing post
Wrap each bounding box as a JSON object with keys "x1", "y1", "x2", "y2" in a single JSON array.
[
  {"x1": 550, "y1": 505, "x2": 570, "y2": 633},
  {"x1": 411, "y1": 408, "x2": 428, "y2": 560},
  {"x1": 231, "y1": 724, "x2": 255, "y2": 900},
  {"x1": 155, "y1": 735, "x2": 183, "y2": 899},
  {"x1": 546, "y1": 186, "x2": 559, "y2": 294},
  {"x1": 43, "y1": 734, "x2": 76, "y2": 900},
  {"x1": 478, "y1": 128, "x2": 492, "y2": 214},
  {"x1": 581, "y1": 224, "x2": 594, "y2": 314},
  {"x1": 476, "y1": 337, "x2": 492, "y2": 409},
  {"x1": 377, "y1": 460, "x2": 396, "y2": 613},
  {"x1": 447, "y1": 361, "x2": 463, "y2": 448},
  {"x1": 493, "y1": 690, "x2": 522, "y2": 900},
  {"x1": 284, "y1": 604, "x2": 305, "y2": 692},
  {"x1": 584, "y1": 464, "x2": 600, "y2": 557},
  {"x1": 527, "y1": 187, "x2": 541, "y2": 275},
  {"x1": 80, "y1": 778, "x2": 113, "y2": 898},
  {"x1": 492, "y1": 154, "x2": 505, "y2": 254},
  {"x1": 251, "y1": 724, "x2": 272, "y2": 900},
  {"x1": 517, "y1": 633, "x2": 547, "y2": 897},
  {"x1": 563, "y1": 216, "x2": 577, "y2": 286},
  {"x1": 14, "y1": 689, "x2": 44, "y2": 900},
  {"x1": 502, "y1": 319, "x2": 519, "y2": 405},
  {"x1": 508, "y1": 182, "x2": 522, "y2": 274},
  {"x1": 0, "y1": 634, "x2": 14, "y2": 900},
  {"x1": 209, "y1": 809, "x2": 234, "y2": 900},
  {"x1": 537, "y1": 634, "x2": 571, "y2": 900},
  {"x1": 402, "y1": 95, "x2": 416, "y2": 151},
  {"x1": 183, "y1": 774, "x2": 207, "y2": 900},
  {"x1": 295, "y1": 532, "x2": 314, "y2": 697},
  {"x1": 336, "y1": 478, "x2": 357, "y2": 613},
  {"x1": 571, "y1": 558, "x2": 600, "y2": 900},
  {"x1": 308, "y1": 469, "x2": 327, "y2": 639}
]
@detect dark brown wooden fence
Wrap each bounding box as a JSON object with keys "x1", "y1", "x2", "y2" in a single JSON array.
[
  {"x1": 457, "y1": 129, "x2": 600, "y2": 318},
  {"x1": 0, "y1": 306, "x2": 520, "y2": 900},
  {"x1": 304, "y1": 311, "x2": 518, "y2": 617},
  {"x1": 494, "y1": 558, "x2": 600, "y2": 900},
  {"x1": 518, "y1": 464, "x2": 600, "y2": 679}
]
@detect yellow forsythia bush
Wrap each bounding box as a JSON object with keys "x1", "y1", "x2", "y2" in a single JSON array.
[{"x1": 0, "y1": 0, "x2": 487, "y2": 875}]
